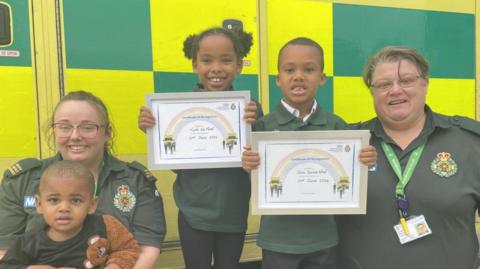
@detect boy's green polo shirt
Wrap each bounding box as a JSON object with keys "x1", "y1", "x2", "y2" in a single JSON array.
[{"x1": 254, "y1": 102, "x2": 347, "y2": 254}]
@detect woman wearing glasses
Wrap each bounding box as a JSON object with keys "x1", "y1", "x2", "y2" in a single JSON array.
[
  {"x1": 337, "y1": 46, "x2": 480, "y2": 269},
  {"x1": 0, "y1": 91, "x2": 166, "y2": 269}
]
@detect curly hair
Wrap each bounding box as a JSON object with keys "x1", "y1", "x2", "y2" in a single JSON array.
[{"x1": 183, "y1": 27, "x2": 253, "y2": 63}]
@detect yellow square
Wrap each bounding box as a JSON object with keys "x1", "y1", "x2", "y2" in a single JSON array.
[
  {"x1": 65, "y1": 69, "x2": 154, "y2": 155},
  {"x1": 151, "y1": 0, "x2": 258, "y2": 74},
  {"x1": 267, "y1": 0, "x2": 333, "y2": 76}
]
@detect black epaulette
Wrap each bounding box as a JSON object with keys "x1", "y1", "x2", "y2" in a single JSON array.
[
  {"x1": 4, "y1": 158, "x2": 42, "y2": 178},
  {"x1": 450, "y1": 116, "x2": 480, "y2": 136},
  {"x1": 127, "y1": 161, "x2": 156, "y2": 181}
]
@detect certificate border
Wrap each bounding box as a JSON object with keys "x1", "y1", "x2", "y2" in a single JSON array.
[
  {"x1": 251, "y1": 130, "x2": 370, "y2": 215},
  {"x1": 146, "y1": 91, "x2": 251, "y2": 170}
]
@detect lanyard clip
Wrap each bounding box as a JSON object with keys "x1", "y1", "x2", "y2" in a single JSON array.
[{"x1": 396, "y1": 196, "x2": 409, "y2": 218}]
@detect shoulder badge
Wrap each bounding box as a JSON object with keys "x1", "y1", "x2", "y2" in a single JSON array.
[
  {"x1": 430, "y1": 152, "x2": 458, "y2": 178},
  {"x1": 113, "y1": 185, "x2": 136, "y2": 213},
  {"x1": 4, "y1": 158, "x2": 42, "y2": 178},
  {"x1": 127, "y1": 161, "x2": 155, "y2": 181}
]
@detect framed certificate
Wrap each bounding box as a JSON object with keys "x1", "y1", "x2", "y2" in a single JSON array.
[
  {"x1": 251, "y1": 130, "x2": 370, "y2": 215},
  {"x1": 146, "y1": 91, "x2": 251, "y2": 170}
]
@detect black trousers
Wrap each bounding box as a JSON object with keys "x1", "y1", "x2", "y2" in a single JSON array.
[
  {"x1": 178, "y1": 211, "x2": 246, "y2": 269},
  {"x1": 262, "y1": 246, "x2": 337, "y2": 269}
]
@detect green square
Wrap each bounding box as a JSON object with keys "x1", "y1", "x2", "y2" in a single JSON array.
[
  {"x1": 63, "y1": 0, "x2": 152, "y2": 70},
  {"x1": 333, "y1": 4, "x2": 474, "y2": 78}
]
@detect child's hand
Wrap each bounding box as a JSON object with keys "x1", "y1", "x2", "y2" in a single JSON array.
[
  {"x1": 244, "y1": 101, "x2": 258, "y2": 124},
  {"x1": 138, "y1": 106, "x2": 155, "y2": 133},
  {"x1": 242, "y1": 145, "x2": 260, "y2": 172},
  {"x1": 358, "y1": 145, "x2": 377, "y2": 168}
]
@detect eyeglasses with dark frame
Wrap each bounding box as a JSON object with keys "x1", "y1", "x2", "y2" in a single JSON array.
[
  {"x1": 370, "y1": 75, "x2": 422, "y2": 93},
  {"x1": 52, "y1": 123, "x2": 105, "y2": 138}
]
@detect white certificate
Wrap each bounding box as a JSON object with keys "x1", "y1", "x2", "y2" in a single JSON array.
[
  {"x1": 251, "y1": 130, "x2": 370, "y2": 215},
  {"x1": 146, "y1": 91, "x2": 251, "y2": 170}
]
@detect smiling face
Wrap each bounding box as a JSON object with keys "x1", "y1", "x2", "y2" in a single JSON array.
[
  {"x1": 276, "y1": 44, "x2": 326, "y2": 117},
  {"x1": 371, "y1": 60, "x2": 428, "y2": 130},
  {"x1": 53, "y1": 100, "x2": 110, "y2": 170},
  {"x1": 36, "y1": 174, "x2": 97, "y2": 241},
  {"x1": 193, "y1": 34, "x2": 243, "y2": 91}
]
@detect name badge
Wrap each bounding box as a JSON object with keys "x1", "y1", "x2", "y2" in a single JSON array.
[
  {"x1": 393, "y1": 214, "x2": 432, "y2": 244},
  {"x1": 23, "y1": 196, "x2": 36, "y2": 208}
]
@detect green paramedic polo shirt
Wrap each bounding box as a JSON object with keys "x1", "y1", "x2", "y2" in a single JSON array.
[{"x1": 338, "y1": 106, "x2": 480, "y2": 269}]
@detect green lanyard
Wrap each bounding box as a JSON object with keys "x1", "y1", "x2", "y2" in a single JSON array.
[{"x1": 381, "y1": 142, "x2": 425, "y2": 197}]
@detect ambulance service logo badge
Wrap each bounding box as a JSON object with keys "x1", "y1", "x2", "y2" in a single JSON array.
[
  {"x1": 113, "y1": 185, "x2": 136, "y2": 212},
  {"x1": 430, "y1": 152, "x2": 457, "y2": 178}
]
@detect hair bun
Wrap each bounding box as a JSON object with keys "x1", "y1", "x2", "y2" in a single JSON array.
[{"x1": 183, "y1": 34, "x2": 197, "y2": 60}]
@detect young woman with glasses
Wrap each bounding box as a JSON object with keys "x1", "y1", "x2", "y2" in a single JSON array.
[{"x1": 0, "y1": 90, "x2": 166, "y2": 269}]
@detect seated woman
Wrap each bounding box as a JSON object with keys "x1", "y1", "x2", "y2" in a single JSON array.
[{"x1": 0, "y1": 90, "x2": 166, "y2": 269}]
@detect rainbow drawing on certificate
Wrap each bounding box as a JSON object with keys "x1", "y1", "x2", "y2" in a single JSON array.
[
  {"x1": 156, "y1": 101, "x2": 242, "y2": 160},
  {"x1": 268, "y1": 148, "x2": 351, "y2": 200},
  {"x1": 262, "y1": 142, "x2": 358, "y2": 204}
]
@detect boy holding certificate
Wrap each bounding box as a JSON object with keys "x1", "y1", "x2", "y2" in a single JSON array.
[{"x1": 241, "y1": 37, "x2": 376, "y2": 269}]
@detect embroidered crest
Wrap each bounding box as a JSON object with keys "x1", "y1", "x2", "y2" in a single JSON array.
[
  {"x1": 113, "y1": 185, "x2": 136, "y2": 212},
  {"x1": 430, "y1": 152, "x2": 457, "y2": 178}
]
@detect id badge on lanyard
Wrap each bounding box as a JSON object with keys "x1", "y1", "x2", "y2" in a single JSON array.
[{"x1": 381, "y1": 142, "x2": 432, "y2": 244}]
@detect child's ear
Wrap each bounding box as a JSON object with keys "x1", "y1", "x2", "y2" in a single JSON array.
[
  {"x1": 35, "y1": 195, "x2": 42, "y2": 214},
  {"x1": 318, "y1": 72, "x2": 327, "y2": 86},
  {"x1": 88, "y1": 197, "x2": 98, "y2": 215},
  {"x1": 236, "y1": 60, "x2": 243, "y2": 74},
  {"x1": 192, "y1": 60, "x2": 198, "y2": 73}
]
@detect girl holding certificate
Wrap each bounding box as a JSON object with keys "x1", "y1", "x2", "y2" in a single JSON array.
[{"x1": 138, "y1": 26, "x2": 262, "y2": 269}]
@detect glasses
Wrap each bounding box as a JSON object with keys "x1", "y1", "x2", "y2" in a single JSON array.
[
  {"x1": 370, "y1": 75, "x2": 422, "y2": 93},
  {"x1": 52, "y1": 123, "x2": 104, "y2": 138}
]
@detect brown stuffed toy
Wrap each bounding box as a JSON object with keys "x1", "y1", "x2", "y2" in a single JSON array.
[
  {"x1": 84, "y1": 235, "x2": 110, "y2": 268},
  {"x1": 83, "y1": 215, "x2": 140, "y2": 269}
]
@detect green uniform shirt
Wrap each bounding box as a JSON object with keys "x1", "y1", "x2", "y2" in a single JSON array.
[
  {"x1": 254, "y1": 101, "x2": 347, "y2": 254},
  {"x1": 0, "y1": 153, "x2": 166, "y2": 249},
  {"x1": 338, "y1": 106, "x2": 480, "y2": 269},
  {"x1": 173, "y1": 85, "x2": 264, "y2": 232}
]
